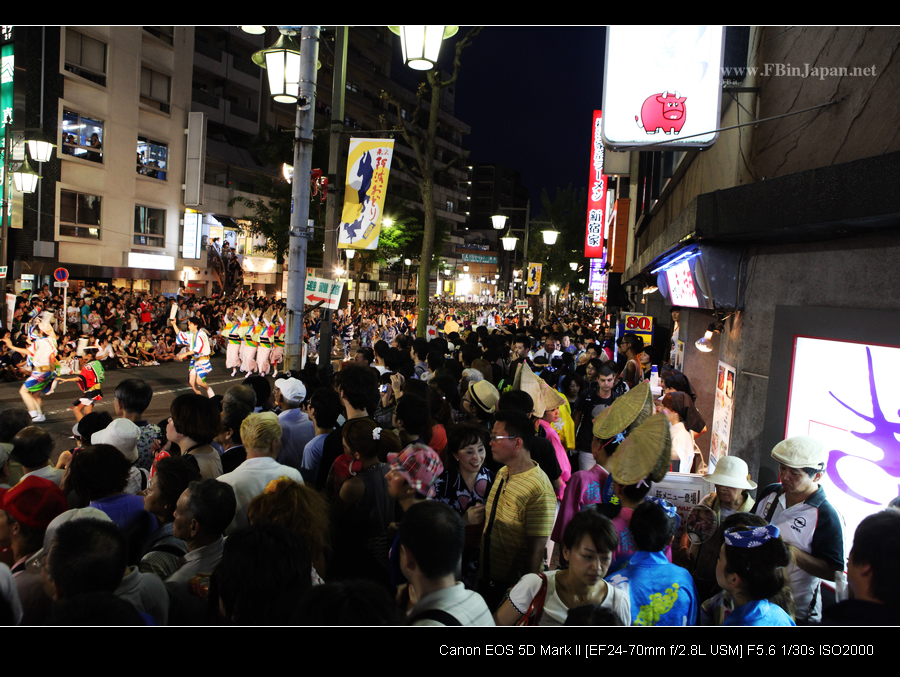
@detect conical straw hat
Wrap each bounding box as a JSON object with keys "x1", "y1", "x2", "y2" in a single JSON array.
[
  {"x1": 592, "y1": 381, "x2": 652, "y2": 439},
  {"x1": 609, "y1": 414, "x2": 672, "y2": 485},
  {"x1": 512, "y1": 362, "x2": 545, "y2": 417},
  {"x1": 539, "y1": 381, "x2": 567, "y2": 414}
]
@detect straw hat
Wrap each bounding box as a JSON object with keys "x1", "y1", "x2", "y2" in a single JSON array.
[
  {"x1": 469, "y1": 380, "x2": 499, "y2": 414},
  {"x1": 702, "y1": 455, "x2": 757, "y2": 490},
  {"x1": 512, "y1": 362, "x2": 566, "y2": 418},
  {"x1": 609, "y1": 414, "x2": 671, "y2": 485},
  {"x1": 592, "y1": 381, "x2": 653, "y2": 439}
]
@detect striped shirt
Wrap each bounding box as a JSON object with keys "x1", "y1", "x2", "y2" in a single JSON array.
[{"x1": 479, "y1": 461, "x2": 555, "y2": 584}]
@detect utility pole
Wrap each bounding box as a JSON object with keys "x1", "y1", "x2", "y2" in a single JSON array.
[
  {"x1": 284, "y1": 26, "x2": 320, "y2": 372},
  {"x1": 318, "y1": 26, "x2": 347, "y2": 386}
]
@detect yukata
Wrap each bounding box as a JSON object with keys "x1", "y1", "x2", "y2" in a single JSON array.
[
  {"x1": 24, "y1": 335, "x2": 59, "y2": 394},
  {"x1": 270, "y1": 322, "x2": 285, "y2": 374},
  {"x1": 241, "y1": 322, "x2": 259, "y2": 374},
  {"x1": 256, "y1": 323, "x2": 274, "y2": 376},
  {"x1": 176, "y1": 328, "x2": 213, "y2": 382},
  {"x1": 223, "y1": 320, "x2": 242, "y2": 370},
  {"x1": 606, "y1": 550, "x2": 699, "y2": 626},
  {"x1": 723, "y1": 599, "x2": 795, "y2": 626},
  {"x1": 551, "y1": 463, "x2": 615, "y2": 544},
  {"x1": 340, "y1": 322, "x2": 353, "y2": 360},
  {"x1": 381, "y1": 324, "x2": 397, "y2": 343}
]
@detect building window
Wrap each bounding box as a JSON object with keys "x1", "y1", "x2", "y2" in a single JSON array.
[
  {"x1": 64, "y1": 29, "x2": 107, "y2": 86},
  {"x1": 61, "y1": 110, "x2": 104, "y2": 163},
  {"x1": 140, "y1": 67, "x2": 171, "y2": 114},
  {"x1": 60, "y1": 190, "x2": 101, "y2": 239},
  {"x1": 143, "y1": 26, "x2": 174, "y2": 45},
  {"x1": 134, "y1": 205, "x2": 165, "y2": 247},
  {"x1": 446, "y1": 201, "x2": 454, "y2": 213},
  {"x1": 345, "y1": 80, "x2": 358, "y2": 93},
  {"x1": 137, "y1": 136, "x2": 167, "y2": 180}
]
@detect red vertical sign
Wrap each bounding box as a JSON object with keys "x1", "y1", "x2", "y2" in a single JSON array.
[{"x1": 585, "y1": 110, "x2": 607, "y2": 261}]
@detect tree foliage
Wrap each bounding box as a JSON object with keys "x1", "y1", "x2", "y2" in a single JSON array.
[
  {"x1": 228, "y1": 123, "x2": 331, "y2": 265},
  {"x1": 530, "y1": 184, "x2": 588, "y2": 290}
]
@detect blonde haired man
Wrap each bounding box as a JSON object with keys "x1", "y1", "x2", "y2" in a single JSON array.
[{"x1": 217, "y1": 412, "x2": 304, "y2": 533}]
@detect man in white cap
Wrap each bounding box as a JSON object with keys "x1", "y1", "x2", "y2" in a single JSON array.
[
  {"x1": 92, "y1": 418, "x2": 148, "y2": 495},
  {"x1": 274, "y1": 377, "x2": 314, "y2": 471},
  {"x1": 753, "y1": 436, "x2": 844, "y2": 624}
]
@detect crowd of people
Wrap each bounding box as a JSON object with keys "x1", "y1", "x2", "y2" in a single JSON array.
[{"x1": 0, "y1": 284, "x2": 897, "y2": 627}]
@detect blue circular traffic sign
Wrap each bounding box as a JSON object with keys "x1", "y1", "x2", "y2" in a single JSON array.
[{"x1": 54, "y1": 268, "x2": 69, "y2": 282}]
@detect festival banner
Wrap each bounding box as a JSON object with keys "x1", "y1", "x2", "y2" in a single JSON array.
[
  {"x1": 338, "y1": 138, "x2": 395, "y2": 251},
  {"x1": 584, "y1": 110, "x2": 607, "y2": 260},
  {"x1": 526, "y1": 263, "x2": 542, "y2": 296}
]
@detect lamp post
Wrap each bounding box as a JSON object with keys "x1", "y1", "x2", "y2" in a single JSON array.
[
  {"x1": 404, "y1": 258, "x2": 412, "y2": 304},
  {"x1": 1, "y1": 118, "x2": 55, "y2": 326},
  {"x1": 252, "y1": 26, "x2": 319, "y2": 373}
]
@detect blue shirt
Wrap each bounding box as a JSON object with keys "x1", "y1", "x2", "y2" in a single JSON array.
[
  {"x1": 607, "y1": 550, "x2": 699, "y2": 626},
  {"x1": 724, "y1": 599, "x2": 795, "y2": 626}
]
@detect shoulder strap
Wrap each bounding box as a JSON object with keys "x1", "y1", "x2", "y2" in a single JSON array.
[
  {"x1": 408, "y1": 608, "x2": 463, "y2": 626},
  {"x1": 517, "y1": 573, "x2": 548, "y2": 626},
  {"x1": 481, "y1": 478, "x2": 505, "y2": 580},
  {"x1": 764, "y1": 487, "x2": 783, "y2": 523}
]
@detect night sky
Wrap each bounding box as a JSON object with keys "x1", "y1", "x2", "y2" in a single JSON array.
[
  {"x1": 242, "y1": 26, "x2": 603, "y2": 211},
  {"x1": 421, "y1": 26, "x2": 607, "y2": 211}
]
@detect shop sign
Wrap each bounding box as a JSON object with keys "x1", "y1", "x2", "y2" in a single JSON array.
[
  {"x1": 585, "y1": 110, "x2": 607, "y2": 260},
  {"x1": 128, "y1": 252, "x2": 175, "y2": 271},
  {"x1": 602, "y1": 25, "x2": 725, "y2": 150}
]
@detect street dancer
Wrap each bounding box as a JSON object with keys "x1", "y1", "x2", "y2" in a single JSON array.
[
  {"x1": 171, "y1": 315, "x2": 215, "y2": 398},
  {"x1": 3, "y1": 321, "x2": 59, "y2": 422}
]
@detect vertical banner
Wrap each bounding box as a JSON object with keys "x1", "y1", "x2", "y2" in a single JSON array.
[
  {"x1": 585, "y1": 110, "x2": 607, "y2": 260},
  {"x1": 710, "y1": 360, "x2": 736, "y2": 468},
  {"x1": 526, "y1": 263, "x2": 542, "y2": 295},
  {"x1": 1, "y1": 41, "x2": 14, "y2": 232},
  {"x1": 338, "y1": 138, "x2": 394, "y2": 251}
]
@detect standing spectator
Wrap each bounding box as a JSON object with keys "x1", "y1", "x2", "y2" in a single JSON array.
[
  {"x1": 477, "y1": 410, "x2": 555, "y2": 612},
  {"x1": 217, "y1": 412, "x2": 304, "y2": 534}
]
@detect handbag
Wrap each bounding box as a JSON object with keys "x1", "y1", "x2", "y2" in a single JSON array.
[{"x1": 516, "y1": 572, "x2": 548, "y2": 626}]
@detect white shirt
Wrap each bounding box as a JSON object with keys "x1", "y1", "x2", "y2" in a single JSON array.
[
  {"x1": 218, "y1": 456, "x2": 304, "y2": 534},
  {"x1": 670, "y1": 421, "x2": 696, "y2": 473}
]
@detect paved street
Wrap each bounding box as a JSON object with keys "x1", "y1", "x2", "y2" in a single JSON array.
[{"x1": 0, "y1": 355, "x2": 252, "y2": 466}]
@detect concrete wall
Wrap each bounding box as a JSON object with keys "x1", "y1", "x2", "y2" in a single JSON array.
[{"x1": 56, "y1": 26, "x2": 195, "y2": 273}]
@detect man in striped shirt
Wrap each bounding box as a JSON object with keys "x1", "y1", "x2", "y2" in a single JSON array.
[{"x1": 477, "y1": 409, "x2": 556, "y2": 611}]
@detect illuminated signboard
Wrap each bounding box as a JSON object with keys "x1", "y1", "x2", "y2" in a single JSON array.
[
  {"x1": 128, "y1": 252, "x2": 175, "y2": 270},
  {"x1": 665, "y1": 260, "x2": 700, "y2": 308},
  {"x1": 786, "y1": 336, "x2": 900, "y2": 561},
  {"x1": 182, "y1": 212, "x2": 201, "y2": 259},
  {"x1": 585, "y1": 110, "x2": 607, "y2": 259},
  {"x1": 588, "y1": 258, "x2": 605, "y2": 291},
  {"x1": 602, "y1": 26, "x2": 725, "y2": 150}
]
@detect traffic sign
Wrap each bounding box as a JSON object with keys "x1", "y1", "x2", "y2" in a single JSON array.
[
  {"x1": 54, "y1": 268, "x2": 69, "y2": 282},
  {"x1": 54, "y1": 281, "x2": 69, "y2": 288}
]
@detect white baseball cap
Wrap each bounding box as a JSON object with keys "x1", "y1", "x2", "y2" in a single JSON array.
[
  {"x1": 92, "y1": 418, "x2": 140, "y2": 464},
  {"x1": 275, "y1": 377, "x2": 307, "y2": 404}
]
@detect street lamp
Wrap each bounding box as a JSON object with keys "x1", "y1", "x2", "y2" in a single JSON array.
[
  {"x1": 500, "y1": 234, "x2": 518, "y2": 251},
  {"x1": 249, "y1": 26, "x2": 319, "y2": 373},
  {"x1": 389, "y1": 26, "x2": 459, "y2": 71},
  {"x1": 542, "y1": 228, "x2": 560, "y2": 245},
  {"x1": 252, "y1": 32, "x2": 304, "y2": 104},
  {"x1": 491, "y1": 214, "x2": 507, "y2": 230}
]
